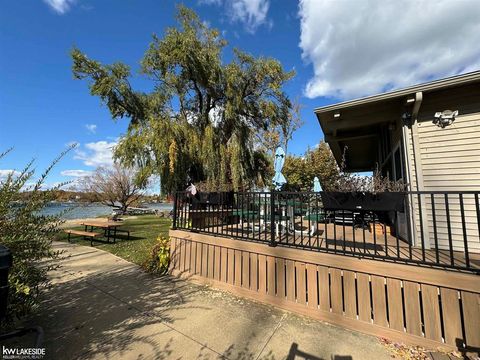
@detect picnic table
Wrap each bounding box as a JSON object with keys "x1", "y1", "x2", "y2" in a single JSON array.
[
  {"x1": 80, "y1": 220, "x2": 130, "y2": 243},
  {"x1": 65, "y1": 220, "x2": 130, "y2": 246}
]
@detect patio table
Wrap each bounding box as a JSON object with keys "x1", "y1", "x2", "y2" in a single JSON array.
[
  {"x1": 280, "y1": 198, "x2": 324, "y2": 236},
  {"x1": 78, "y1": 220, "x2": 130, "y2": 243},
  {"x1": 231, "y1": 206, "x2": 292, "y2": 235}
]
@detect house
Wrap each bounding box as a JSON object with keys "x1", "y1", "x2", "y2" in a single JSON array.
[
  {"x1": 315, "y1": 71, "x2": 480, "y2": 256},
  {"x1": 169, "y1": 72, "x2": 480, "y2": 352}
]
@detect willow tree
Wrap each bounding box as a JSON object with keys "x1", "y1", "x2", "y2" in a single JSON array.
[{"x1": 71, "y1": 6, "x2": 294, "y2": 193}]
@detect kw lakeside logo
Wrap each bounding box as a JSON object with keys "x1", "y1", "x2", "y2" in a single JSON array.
[{"x1": 2, "y1": 346, "x2": 45, "y2": 360}]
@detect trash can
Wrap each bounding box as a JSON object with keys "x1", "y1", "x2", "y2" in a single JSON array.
[{"x1": 0, "y1": 245, "x2": 12, "y2": 321}]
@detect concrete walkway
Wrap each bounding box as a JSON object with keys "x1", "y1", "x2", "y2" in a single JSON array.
[{"x1": 16, "y1": 242, "x2": 394, "y2": 360}]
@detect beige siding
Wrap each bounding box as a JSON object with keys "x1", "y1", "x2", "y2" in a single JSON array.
[
  {"x1": 407, "y1": 107, "x2": 480, "y2": 253},
  {"x1": 417, "y1": 112, "x2": 480, "y2": 189}
]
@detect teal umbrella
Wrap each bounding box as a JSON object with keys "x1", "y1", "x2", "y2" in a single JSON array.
[
  {"x1": 313, "y1": 176, "x2": 322, "y2": 192},
  {"x1": 272, "y1": 147, "x2": 286, "y2": 190}
]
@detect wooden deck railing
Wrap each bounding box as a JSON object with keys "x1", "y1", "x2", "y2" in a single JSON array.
[{"x1": 169, "y1": 230, "x2": 480, "y2": 352}]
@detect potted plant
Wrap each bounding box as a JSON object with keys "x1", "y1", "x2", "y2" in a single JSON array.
[{"x1": 320, "y1": 150, "x2": 407, "y2": 212}]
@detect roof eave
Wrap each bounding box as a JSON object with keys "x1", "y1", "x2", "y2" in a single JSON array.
[{"x1": 314, "y1": 70, "x2": 480, "y2": 114}]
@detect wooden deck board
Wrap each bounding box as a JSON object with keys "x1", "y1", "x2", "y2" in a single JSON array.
[{"x1": 210, "y1": 223, "x2": 480, "y2": 270}]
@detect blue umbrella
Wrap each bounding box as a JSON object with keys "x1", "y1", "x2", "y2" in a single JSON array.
[
  {"x1": 272, "y1": 147, "x2": 286, "y2": 190},
  {"x1": 313, "y1": 176, "x2": 322, "y2": 192}
]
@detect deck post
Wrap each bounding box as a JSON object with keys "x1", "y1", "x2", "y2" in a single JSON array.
[{"x1": 269, "y1": 190, "x2": 277, "y2": 247}]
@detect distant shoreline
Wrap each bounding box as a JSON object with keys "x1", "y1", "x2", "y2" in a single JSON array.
[
  {"x1": 46, "y1": 200, "x2": 173, "y2": 205},
  {"x1": 41, "y1": 202, "x2": 173, "y2": 220}
]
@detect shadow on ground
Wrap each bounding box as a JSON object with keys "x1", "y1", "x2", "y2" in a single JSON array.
[{"x1": 4, "y1": 243, "x2": 390, "y2": 360}]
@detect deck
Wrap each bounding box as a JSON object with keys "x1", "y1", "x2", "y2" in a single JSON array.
[{"x1": 189, "y1": 222, "x2": 480, "y2": 272}]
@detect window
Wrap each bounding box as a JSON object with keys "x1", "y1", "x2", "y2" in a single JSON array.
[{"x1": 381, "y1": 142, "x2": 403, "y2": 181}]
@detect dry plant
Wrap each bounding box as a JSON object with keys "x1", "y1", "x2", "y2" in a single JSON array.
[
  {"x1": 81, "y1": 163, "x2": 147, "y2": 213},
  {"x1": 330, "y1": 147, "x2": 408, "y2": 194}
]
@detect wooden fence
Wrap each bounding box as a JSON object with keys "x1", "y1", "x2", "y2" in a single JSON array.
[{"x1": 169, "y1": 229, "x2": 480, "y2": 352}]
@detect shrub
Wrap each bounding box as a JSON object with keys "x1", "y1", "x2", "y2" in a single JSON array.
[
  {"x1": 142, "y1": 236, "x2": 170, "y2": 275},
  {"x1": 0, "y1": 148, "x2": 71, "y2": 328},
  {"x1": 330, "y1": 147, "x2": 407, "y2": 193}
]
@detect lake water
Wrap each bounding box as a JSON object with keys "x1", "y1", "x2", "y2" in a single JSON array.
[{"x1": 40, "y1": 202, "x2": 173, "y2": 220}]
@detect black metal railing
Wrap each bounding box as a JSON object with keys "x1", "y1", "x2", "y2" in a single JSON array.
[{"x1": 172, "y1": 190, "x2": 480, "y2": 274}]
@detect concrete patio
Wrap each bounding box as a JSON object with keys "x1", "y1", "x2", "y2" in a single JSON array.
[{"x1": 9, "y1": 242, "x2": 395, "y2": 360}]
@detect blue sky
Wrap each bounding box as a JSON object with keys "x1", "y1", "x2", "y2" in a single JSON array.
[{"x1": 1, "y1": 0, "x2": 480, "y2": 190}]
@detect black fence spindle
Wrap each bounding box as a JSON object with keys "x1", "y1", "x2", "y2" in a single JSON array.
[
  {"x1": 384, "y1": 214, "x2": 388, "y2": 258},
  {"x1": 431, "y1": 193, "x2": 439, "y2": 264},
  {"x1": 476, "y1": 193, "x2": 480, "y2": 255},
  {"x1": 459, "y1": 193, "x2": 470, "y2": 268},
  {"x1": 362, "y1": 211, "x2": 366, "y2": 254},
  {"x1": 270, "y1": 190, "x2": 276, "y2": 247},
  {"x1": 333, "y1": 210, "x2": 337, "y2": 251},
  {"x1": 324, "y1": 207, "x2": 329, "y2": 250},
  {"x1": 372, "y1": 214, "x2": 377, "y2": 256},
  {"x1": 172, "y1": 192, "x2": 178, "y2": 229},
  {"x1": 417, "y1": 193, "x2": 426, "y2": 262},
  {"x1": 394, "y1": 211, "x2": 400, "y2": 258},
  {"x1": 444, "y1": 193, "x2": 454, "y2": 267}
]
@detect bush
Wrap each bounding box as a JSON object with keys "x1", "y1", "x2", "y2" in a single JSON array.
[
  {"x1": 142, "y1": 236, "x2": 170, "y2": 275},
  {"x1": 330, "y1": 147, "x2": 407, "y2": 193},
  {"x1": 0, "y1": 148, "x2": 70, "y2": 328}
]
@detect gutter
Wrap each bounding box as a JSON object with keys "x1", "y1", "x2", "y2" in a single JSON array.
[{"x1": 314, "y1": 70, "x2": 480, "y2": 114}]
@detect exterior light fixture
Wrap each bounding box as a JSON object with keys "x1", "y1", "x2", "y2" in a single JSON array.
[
  {"x1": 333, "y1": 113, "x2": 341, "y2": 118},
  {"x1": 401, "y1": 112, "x2": 412, "y2": 125},
  {"x1": 433, "y1": 110, "x2": 458, "y2": 128}
]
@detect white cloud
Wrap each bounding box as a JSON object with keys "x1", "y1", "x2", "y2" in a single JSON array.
[
  {"x1": 199, "y1": 0, "x2": 271, "y2": 33},
  {"x1": 208, "y1": 106, "x2": 224, "y2": 126},
  {"x1": 39, "y1": 181, "x2": 67, "y2": 190},
  {"x1": 85, "y1": 124, "x2": 97, "y2": 134},
  {"x1": 60, "y1": 169, "x2": 92, "y2": 177},
  {"x1": 74, "y1": 140, "x2": 117, "y2": 168},
  {"x1": 299, "y1": 0, "x2": 480, "y2": 99},
  {"x1": 43, "y1": 0, "x2": 76, "y2": 14},
  {"x1": 0, "y1": 169, "x2": 21, "y2": 181},
  {"x1": 228, "y1": 0, "x2": 271, "y2": 33},
  {"x1": 199, "y1": 0, "x2": 222, "y2": 5}
]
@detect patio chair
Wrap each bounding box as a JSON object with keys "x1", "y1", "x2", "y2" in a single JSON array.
[
  {"x1": 232, "y1": 209, "x2": 263, "y2": 232},
  {"x1": 333, "y1": 210, "x2": 355, "y2": 225},
  {"x1": 303, "y1": 211, "x2": 326, "y2": 236},
  {"x1": 283, "y1": 196, "x2": 323, "y2": 236}
]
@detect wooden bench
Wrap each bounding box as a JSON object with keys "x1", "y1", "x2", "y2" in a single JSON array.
[{"x1": 65, "y1": 229, "x2": 102, "y2": 246}]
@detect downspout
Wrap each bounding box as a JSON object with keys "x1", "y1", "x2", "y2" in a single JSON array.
[
  {"x1": 410, "y1": 91, "x2": 423, "y2": 194},
  {"x1": 402, "y1": 100, "x2": 415, "y2": 245},
  {"x1": 402, "y1": 92, "x2": 422, "y2": 190},
  {"x1": 403, "y1": 91, "x2": 430, "y2": 248}
]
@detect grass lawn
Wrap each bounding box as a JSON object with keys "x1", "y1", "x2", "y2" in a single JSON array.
[{"x1": 57, "y1": 215, "x2": 171, "y2": 266}]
